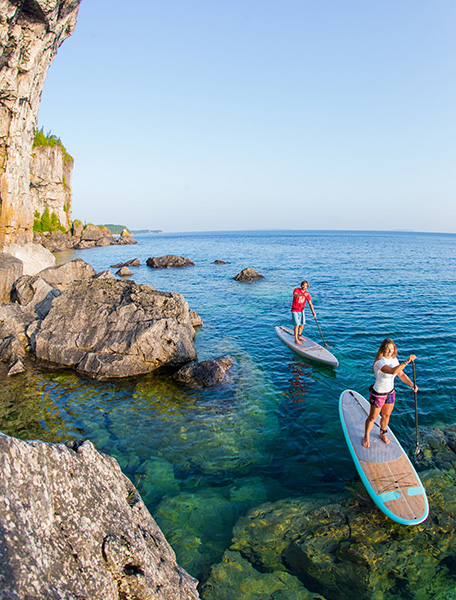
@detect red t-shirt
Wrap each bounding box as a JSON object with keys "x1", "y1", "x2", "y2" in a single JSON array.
[{"x1": 291, "y1": 288, "x2": 311, "y2": 312}]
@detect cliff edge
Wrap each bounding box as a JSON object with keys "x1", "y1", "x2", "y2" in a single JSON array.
[{"x1": 0, "y1": 0, "x2": 81, "y2": 247}]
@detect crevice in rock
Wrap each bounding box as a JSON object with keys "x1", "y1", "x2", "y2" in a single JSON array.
[
  {"x1": 15, "y1": 0, "x2": 48, "y2": 25},
  {"x1": 123, "y1": 563, "x2": 144, "y2": 577}
]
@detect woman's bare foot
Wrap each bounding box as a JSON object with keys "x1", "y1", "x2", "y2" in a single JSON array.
[
  {"x1": 380, "y1": 432, "x2": 390, "y2": 445},
  {"x1": 294, "y1": 339, "x2": 302, "y2": 345},
  {"x1": 362, "y1": 436, "x2": 370, "y2": 448}
]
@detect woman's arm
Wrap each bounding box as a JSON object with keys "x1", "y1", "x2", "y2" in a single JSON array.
[
  {"x1": 397, "y1": 370, "x2": 418, "y2": 391},
  {"x1": 380, "y1": 354, "x2": 417, "y2": 375}
]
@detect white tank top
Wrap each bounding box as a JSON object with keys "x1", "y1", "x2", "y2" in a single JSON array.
[{"x1": 373, "y1": 357, "x2": 400, "y2": 393}]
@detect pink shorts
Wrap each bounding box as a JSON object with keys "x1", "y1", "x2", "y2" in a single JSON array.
[{"x1": 368, "y1": 388, "x2": 395, "y2": 408}]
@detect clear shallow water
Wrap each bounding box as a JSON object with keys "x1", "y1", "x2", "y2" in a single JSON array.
[{"x1": 3, "y1": 230, "x2": 456, "y2": 585}]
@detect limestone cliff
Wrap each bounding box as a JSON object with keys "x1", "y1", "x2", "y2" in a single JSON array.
[
  {"x1": 0, "y1": 0, "x2": 81, "y2": 248},
  {"x1": 30, "y1": 142, "x2": 73, "y2": 230}
]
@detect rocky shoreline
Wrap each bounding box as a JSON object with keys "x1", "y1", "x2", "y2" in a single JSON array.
[{"x1": 34, "y1": 223, "x2": 138, "y2": 252}]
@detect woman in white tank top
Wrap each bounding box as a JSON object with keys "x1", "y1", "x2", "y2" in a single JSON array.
[{"x1": 362, "y1": 338, "x2": 418, "y2": 448}]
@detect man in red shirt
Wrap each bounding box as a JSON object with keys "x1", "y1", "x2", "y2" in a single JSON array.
[{"x1": 291, "y1": 280, "x2": 316, "y2": 344}]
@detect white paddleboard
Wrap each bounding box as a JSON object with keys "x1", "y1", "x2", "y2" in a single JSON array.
[
  {"x1": 339, "y1": 389, "x2": 429, "y2": 525},
  {"x1": 275, "y1": 325, "x2": 339, "y2": 367}
]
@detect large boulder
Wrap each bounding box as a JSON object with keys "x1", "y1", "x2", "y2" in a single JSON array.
[
  {"x1": 233, "y1": 267, "x2": 265, "y2": 282},
  {"x1": 118, "y1": 230, "x2": 138, "y2": 246},
  {"x1": 116, "y1": 266, "x2": 133, "y2": 277},
  {"x1": 147, "y1": 255, "x2": 195, "y2": 269},
  {"x1": 38, "y1": 257, "x2": 97, "y2": 291},
  {"x1": 33, "y1": 278, "x2": 197, "y2": 379},
  {"x1": 0, "y1": 433, "x2": 199, "y2": 600},
  {"x1": 2, "y1": 243, "x2": 55, "y2": 275},
  {"x1": 0, "y1": 252, "x2": 23, "y2": 301},
  {"x1": 80, "y1": 224, "x2": 105, "y2": 241}
]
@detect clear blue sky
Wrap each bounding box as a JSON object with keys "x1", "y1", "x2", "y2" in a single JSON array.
[{"x1": 38, "y1": 0, "x2": 456, "y2": 233}]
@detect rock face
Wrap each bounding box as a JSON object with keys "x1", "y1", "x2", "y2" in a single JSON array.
[
  {"x1": 0, "y1": 301, "x2": 35, "y2": 375},
  {"x1": 38, "y1": 257, "x2": 97, "y2": 290},
  {"x1": 11, "y1": 273, "x2": 61, "y2": 318},
  {"x1": 33, "y1": 278, "x2": 197, "y2": 379},
  {"x1": 233, "y1": 267, "x2": 265, "y2": 282},
  {"x1": 0, "y1": 433, "x2": 200, "y2": 600},
  {"x1": 30, "y1": 144, "x2": 73, "y2": 230},
  {"x1": 0, "y1": 0, "x2": 81, "y2": 247},
  {"x1": 0, "y1": 252, "x2": 23, "y2": 301},
  {"x1": 147, "y1": 255, "x2": 195, "y2": 269},
  {"x1": 174, "y1": 356, "x2": 233, "y2": 388}
]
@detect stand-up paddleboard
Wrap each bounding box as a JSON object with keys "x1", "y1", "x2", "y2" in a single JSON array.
[
  {"x1": 339, "y1": 389, "x2": 429, "y2": 525},
  {"x1": 275, "y1": 326, "x2": 339, "y2": 367}
]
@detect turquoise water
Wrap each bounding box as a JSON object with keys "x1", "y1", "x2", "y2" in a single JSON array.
[{"x1": 5, "y1": 230, "x2": 456, "y2": 589}]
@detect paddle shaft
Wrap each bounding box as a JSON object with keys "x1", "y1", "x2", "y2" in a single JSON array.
[
  {"x1": 312, "y1": 311, "x2": 328, "y2": 347},
  {"x1": 412, "y1": 361, "x2": 421, "y2": 455}
]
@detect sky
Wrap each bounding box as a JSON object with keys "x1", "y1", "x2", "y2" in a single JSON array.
[{"x1": 37, "y1": 0, "x2": 456, "y2": 233}]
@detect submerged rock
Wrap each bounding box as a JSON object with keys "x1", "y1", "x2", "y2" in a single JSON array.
[
  {"x1": 233, "y1": 267, "x2": 265, "y2": 282},
  {"x1": 213, "y1": 260, "x2": 229, "y2": 264},
  {"x1": 173, "y1": 356, "x2": 234, "y2": 388},
  {"x1": 216, "y1": 464, "x2": 456, "y2": 600},
  {"x1": 33, "y1": 278, "x2": 197, "y2": 379},
  {"x1": 147, "y1": 255, "x2": 195, "y2": 268},
  {"x1": 0, "y1": 433, "x2": 199, "y2": 600},
  {"x1": 201, "y1": 550, "x2": 325, "y2": 600}
]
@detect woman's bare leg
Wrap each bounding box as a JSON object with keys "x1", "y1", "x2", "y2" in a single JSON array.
[
  {"x1": 379, "y1": 403, "x2": 394, "y2": 445},
  {"x1": 363, "y1": 405, "x2": 381, "y2": 448}
]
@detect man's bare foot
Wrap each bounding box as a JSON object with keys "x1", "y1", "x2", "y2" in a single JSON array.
[
  {"x1": 362, "y1": 436, "x2": 370, "y2": 448},
  {"x1": 294, "y1": 339, "x2": 302, "y2": 345},
  {"x1": 380, "y1": 432, "x2": 390, "y2": 445}
]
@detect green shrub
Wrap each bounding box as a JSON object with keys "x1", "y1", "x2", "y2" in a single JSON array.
[
  {"x1": 33, "y1": 128, "x2": 73, "y2": 164},
  {"x1": 33, "y1": 206, "x2": 67, "y2": 234}
]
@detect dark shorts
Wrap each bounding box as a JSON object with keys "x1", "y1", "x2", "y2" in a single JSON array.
[{"x1": 368, "y1": 387, "x2": 395, "y2": 409}]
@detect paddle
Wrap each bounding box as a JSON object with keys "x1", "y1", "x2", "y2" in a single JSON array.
[
  {"x1": 412, "y1": 361, "x2": 423, "y2": 460},
  {"x1": 312, "y1": 311, "x2": 329, "y2": 348}
]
